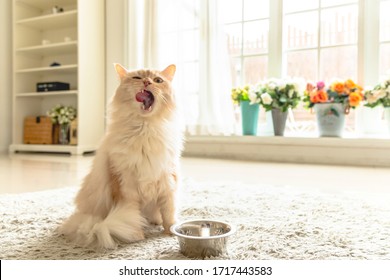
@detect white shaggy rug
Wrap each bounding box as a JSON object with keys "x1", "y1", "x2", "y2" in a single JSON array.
[{"x1": 1, "y1": 178, "x2": 390, "y2": 260}]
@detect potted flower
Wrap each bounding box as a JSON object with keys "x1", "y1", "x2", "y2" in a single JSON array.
[
  {"x1": 364, "y1": 78, "x2": 390, "y2": 108},
  {"x1": 303, "y1": 79, "x2": 363, "y2": 137},
  {"x1": 250, "y1": 78, "x2": 303, "y2": 136},
  {"x1": 231, "y1": 85, "x2": 259, "y2": 135},
  {"x1": 364, "y1": 75, "x2": 390, "y2": 133},
  {"x1": 47, "y1": 104, "x2": 77, "y2": 144}
]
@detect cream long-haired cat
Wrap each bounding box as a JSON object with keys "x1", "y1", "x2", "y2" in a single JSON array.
[{"x1": 60, "y1": 64, "x2": 183, "y2": 249}]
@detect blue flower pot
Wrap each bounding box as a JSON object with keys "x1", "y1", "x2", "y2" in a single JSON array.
[{"x1": 240, "y1": 101, "x2": 259, "y2": 135}]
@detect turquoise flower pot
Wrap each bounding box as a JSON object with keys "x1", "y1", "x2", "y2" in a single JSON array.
[{"x1": 240, "y1": 101, "x2": 259, "y2": 135}]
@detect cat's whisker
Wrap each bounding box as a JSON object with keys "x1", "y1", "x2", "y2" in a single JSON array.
[
  {"x1": 157, "y1": 93, "x2": 168, "y2": 103},
  {"x1": 156, "y1": 94, "x2": 172, "y2": 110}
]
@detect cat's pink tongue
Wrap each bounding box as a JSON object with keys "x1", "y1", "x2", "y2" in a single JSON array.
[
  {"x1": 136, "y1": 90, "x2": 149, "y2": 102},
  {"x1": 136, "y1": 90, "x2": 154, "y2": 110}
]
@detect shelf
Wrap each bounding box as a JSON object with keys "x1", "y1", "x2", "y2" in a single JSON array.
[
  {"x1": 16, "y1": 10, "x2": 77, "y2": 30},
  {"x1": 12, "y1": 0, "x2": 105, "y2": 156},
  {"x1": 9, "y1": 144, "x2": 96, "y2": 155},
  {"x1": 16, "y1": 0, "x2": 77, "y2": 11},
  {"x1": 17, "y1": 41, "x2": 77, "y2": 56},
  {"x1": 16, "y1": 64, "x2": 78, "y2": 74},
  {"x1": 16, "y1": 90, "x2": 78, "y2": 97}
]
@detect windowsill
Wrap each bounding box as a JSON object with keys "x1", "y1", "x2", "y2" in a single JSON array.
[{"x1": 183, "y1": 135, "x2": 390, "y2": 167}]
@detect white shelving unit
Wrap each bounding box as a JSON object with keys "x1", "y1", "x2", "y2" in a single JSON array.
[{"x1": 10, "y1": 0, "x2": 105, "y2": 155}]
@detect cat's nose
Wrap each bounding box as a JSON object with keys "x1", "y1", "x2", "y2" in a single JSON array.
[{"x1": 143, "y1": 80, "x2": 151, "y2": 87}]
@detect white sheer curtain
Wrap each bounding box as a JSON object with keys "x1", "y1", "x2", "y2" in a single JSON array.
[
  {"x1": 127, "y1": 0, "x2": 159, "y2": 69},
  {"x1": 127, "y1": 0, "x2": 235, "y2": 135},
  {"x1": 195, "y1": 0, "x2": 235, "y2": 135}
]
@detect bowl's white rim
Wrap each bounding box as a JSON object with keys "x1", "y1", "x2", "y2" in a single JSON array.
[{"x1": 170, "y1": 219, "x2": 236, "y2": 240}]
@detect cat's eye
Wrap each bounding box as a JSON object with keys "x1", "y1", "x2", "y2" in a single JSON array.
[
  {"x1": 154, "y1": 77, "x2": 164, "y2": 83},
  {"x1": 132, "y1": 76, "x2": 142, "y2": 80}
]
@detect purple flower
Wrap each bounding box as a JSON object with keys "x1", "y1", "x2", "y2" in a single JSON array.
[{"x1": 317, "y1": 81, "x2": 325, "y2": 90}]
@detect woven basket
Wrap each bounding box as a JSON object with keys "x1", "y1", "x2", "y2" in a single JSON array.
[{"x1": 23, "y1": 116, "x2": 53, "y2": 144}]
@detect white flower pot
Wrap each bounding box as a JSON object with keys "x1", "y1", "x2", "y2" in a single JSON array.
[
  {"x1": 384, "y1": 107, "x2": 390, "y2": 135},
  {"x1": 315, "y1": 103, "x2": 346, "y2": 137},
  {"x1": 355, "y1": 106, "x2": 383, "y2": 135}
]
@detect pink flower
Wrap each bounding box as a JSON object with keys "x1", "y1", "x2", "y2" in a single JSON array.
[{"x1": 317, "y1": 81, "x2": 325, "y2": 90}]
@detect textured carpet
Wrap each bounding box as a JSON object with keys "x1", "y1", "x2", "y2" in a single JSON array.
[{"x1": 1, "y1": 178, "x2": 390, "y2": 260}]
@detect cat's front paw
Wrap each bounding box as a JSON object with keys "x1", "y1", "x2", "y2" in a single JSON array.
[
  {"x1": 162, "y1": 222, "x2": 174, "y2": 235},
  {"x1": 163, "y1": 228, "x2": 173, "y2": 235},
  {"x1": 148, "y1": 216, "x2": 163, "y2": 226}
]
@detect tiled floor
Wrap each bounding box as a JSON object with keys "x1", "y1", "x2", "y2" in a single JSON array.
[{"x1": 1, "y1": 153, "x2": 389, "y2": 195}]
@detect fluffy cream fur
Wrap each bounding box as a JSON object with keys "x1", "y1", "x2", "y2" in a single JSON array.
[{"x1": 60, "y1": 64, "x2": 183, "y2": 249}]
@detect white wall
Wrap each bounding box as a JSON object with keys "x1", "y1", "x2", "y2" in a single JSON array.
[
  {"x1": 105, "y1": 0, "x2": 127, "y2": 107},
  {"x1": 0, "y1": 0, "x2": 12, "y2": 153}
]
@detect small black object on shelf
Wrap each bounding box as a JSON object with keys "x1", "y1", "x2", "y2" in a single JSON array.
[
  {"x1": 50, "y1": 62, "x2": 61, "y2": 67},
  {"x1": 37, "y1": 82, "x2": 70, "y2": 92},
  {"x1": 52, "y1": 6, "x2": 64, "y2": 13}
]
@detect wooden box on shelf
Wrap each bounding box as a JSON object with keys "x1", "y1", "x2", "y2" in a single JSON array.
[{"x1": 23, "y1": 116, "x2": 53, "y2": 144}]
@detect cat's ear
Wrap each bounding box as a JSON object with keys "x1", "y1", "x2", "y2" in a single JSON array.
[
  {"x1": 114, "y1": 63, "x2": 128, "y2": 79},
  {"x1": 161, "y1": 64, "x2": 176, "y2": 81}
]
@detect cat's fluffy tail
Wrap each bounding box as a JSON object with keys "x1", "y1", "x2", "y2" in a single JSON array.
[{"x1": 60, "y1": 202, "x2": 146, "y2": 249}]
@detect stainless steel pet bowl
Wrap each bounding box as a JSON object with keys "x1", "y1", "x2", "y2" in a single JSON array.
[{"x1": 170, "y1": 219, "x2": 236, "y2": 259}]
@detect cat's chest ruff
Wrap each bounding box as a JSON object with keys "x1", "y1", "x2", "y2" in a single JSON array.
[
  {"x1": 131, "y1": 132, "x2": 164, "y2": 160},
  {"x1": 110, "y1": 124, "x2": 171, "y2": 180}
]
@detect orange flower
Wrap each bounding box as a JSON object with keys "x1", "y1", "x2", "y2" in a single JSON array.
[
  {"x1": 310, "y1": 89, "x2": 328, "y2": 103},
  {"x1": 331, "y1": 81, "x2": 345, "y2": 94},
  {"x1": 349, "y1": 91, "x2": 363, "y2": 107},
  {"x1": 306, "y1": 83, "x2": 315, "y2": 92},
  {"x1": 345, "y1": 79, "x2": 357, "y2": 90},
  {"x1": 356, "y1": 84, "x2": 363, "y2": 92}
]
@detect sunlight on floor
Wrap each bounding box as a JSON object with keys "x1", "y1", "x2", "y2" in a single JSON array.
[{"x1": 0, "y1": 153, "x2": 389, "y2": 195}]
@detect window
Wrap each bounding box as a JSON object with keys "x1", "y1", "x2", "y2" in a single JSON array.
[
  {"x1": 217, "y1": 0, "x2": 271, "y2": 134},
  {"x1": 157, "y1": 0, "x2": 200, "y2": 129},
  {"x1": 218, "y1": 0, "x2": 270, "y2": 86},
  {"x1": 283, "y1": 0, "x2": 359, "y2": 135},
  {"x1": 132, "y1": 0, "x2": 389, "y2": 138},
  {"x1": 380, "y1": 0, "x2": 390, "y2": 76}
]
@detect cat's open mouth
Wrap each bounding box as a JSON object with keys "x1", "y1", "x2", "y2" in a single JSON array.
[{"x1": 135, "y1": 90, "x2": 155, "y2": 112}]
